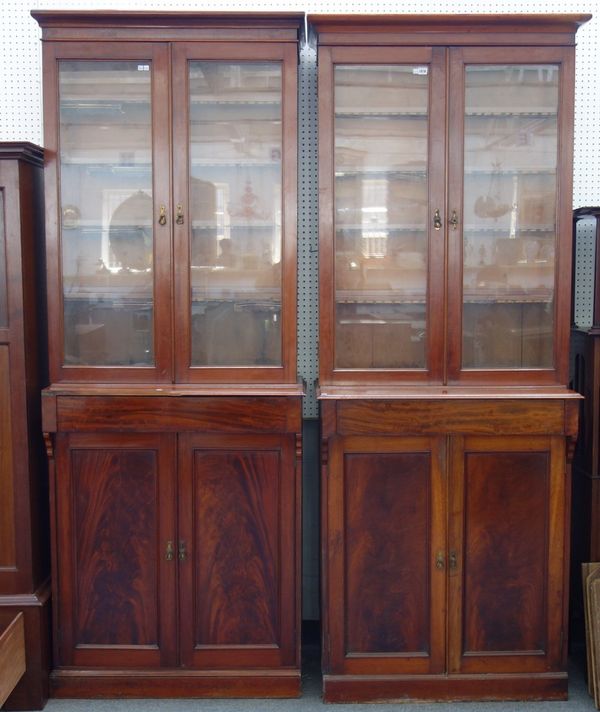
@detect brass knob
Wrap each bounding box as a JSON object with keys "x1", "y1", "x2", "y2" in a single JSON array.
[
  {"x1": 435, "y1": 551, "x2": 445, "y2": 569},
  {"x1": 158, "y1": 205, "x2": 167, "y2": 226},
  {"x1": 449, "y1": 550, "x2": 458, "y2": 570},
  {"x1": 178, "y1": 540, "x2": 187, "y2": 561},
  {"x1": 433, "y1": 209, "x2": 442, "y2": 231},
  {"x1": 449, "y1": 210, "x2": 459, "y2": 230},
  {"x1": 176, "y1": 204, "x2": 184, "y2": 225},
  {"x1": 165, "y1": 541, "x2": 174, "y2": 561}
]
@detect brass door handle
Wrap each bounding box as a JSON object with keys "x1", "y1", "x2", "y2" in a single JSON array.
[
  {"x1": 433, "y1": 209, "x2": 442, "y2": 231},
  {"x1": 449, "y1": 210, "x2": 459, "y2": 230},
  {"x1": 435, "y1": 551, "x2": 445, "y2": 569},
  {"x1": 178, "y1": 540, "x2": 187, "y2": 561},
  {"x1": 176, "y1": 204, "x2": 184, "y2": 225},
  {"x1": 449, "y1": 550, "x2": 458, "y2": 570},
  {"x1": 158, "y1": 205, "x2": 167, "y2": 226},
  {"x1": 165, "y1": 541, "x2": 174, "y2": 561}
]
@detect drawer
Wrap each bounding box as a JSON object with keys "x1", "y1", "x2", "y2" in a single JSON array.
[{"x1": 0, "y1": 613, "x2": 25, "y2": 707}]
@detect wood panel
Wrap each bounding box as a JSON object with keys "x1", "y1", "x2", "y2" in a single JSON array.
[
  {"x1": 336, "y1": 398, "x2": 566, "y2": 436},
  {"x1": 0, "y1": 346, "x2": 15, "y2": 569},
  {"x1": 56, "y1": 395, "x2": 300, "y2": 433},
  {"x1": 73, "y1": 449, "x2": 159, "y2": 646},
  {"x1": 0, "y1": 614, "x2": 25, "y2": 707},
  {"x1": 55, "y1": 432, "x2": 177, "y2": 668},
  {"x1": 345, "y1": 452, "x2": 431, "y2": 654},
  {"x1": 448, "y1": 435, "x2": 566, "y2": 674},
  {"x1": 179, "y1": 433, "x2": 297, "y2": 670},
  {"x1": 326, "y1": 435, "x2": 446, "y2": 675},
  {"x1": 195, "y1": 449, "x2": 279, "y2": 645}
]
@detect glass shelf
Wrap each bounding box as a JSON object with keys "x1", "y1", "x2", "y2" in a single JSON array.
[
  {"x1": 335, "y1": 110, "x2": 428, "y2": 118},
  {"x1": 190, "y1": 160, "x2": 279, "y2": 169}
]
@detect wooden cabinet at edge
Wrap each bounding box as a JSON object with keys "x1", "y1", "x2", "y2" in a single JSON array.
[
  {"x1": 34, "y1": 12, "x2": 303, "y2": 698},
  {"x1": 0, "y1": 143, "x2": 50, "y2": 710},
  {"x1": 312, "y1": 14, "x2": 588, "y2": 702}
]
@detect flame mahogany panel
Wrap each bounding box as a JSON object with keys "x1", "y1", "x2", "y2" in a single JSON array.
[
  {"x1": 344, "y1": 452, "x2": 430, "y2": 655},
  {"x1": 71, "y1": 448, "x2": 159, "y2": 647},
  {"x1": 193, "y1": 449, "x2": 280, "y2": 647},
  {"x1": 462, "y1": 451, "x2": 548, "y2": 654}
]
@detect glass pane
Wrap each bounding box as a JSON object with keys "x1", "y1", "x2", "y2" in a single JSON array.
[
  {"x1": 334, "y1": 65, "x2": 429, "y2": 369},
  {"x1": 188, "y1": 62, "x2": 282, "y2": 367},
  {"x1": 59, "y1": 61, "x2": 154, "y2": 366},
  {"x1": 0, "y1": 191, "x2": 7, "y2": 327},
  {"x1": 462, "y1": 64, "x2": 558, "y2": 369}
]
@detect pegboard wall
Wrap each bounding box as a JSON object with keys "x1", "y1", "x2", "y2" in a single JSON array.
[
  {"x1": 574, "y1": 218, "x2": 597, "y2": 329},
  {"x1": 1, "y1": 1, "x2": 599, "y2": 417}
]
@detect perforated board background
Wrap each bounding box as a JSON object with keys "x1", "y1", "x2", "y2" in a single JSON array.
[
  {"x1": 574, "y1": 218, "x2": 596, "y2": 329},
  {"x1": 1, "y1": 1, "x2": 599, "y2": 417}
]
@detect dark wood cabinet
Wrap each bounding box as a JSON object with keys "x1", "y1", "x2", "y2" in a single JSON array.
[
  {"x1": 313, "y1": 13, "x2": 588, "y2": 702},
  {"x1": 0, "y1": 143, "x2": 50, "y2": 711},
  {"x1": 34, "y1": 11, "x2": 303, "y2": 699},
  {"x1": 44, "y1": 392, "x2": 302, "y2": 698},
  {"x1": 321, "y1": 397, "x2": 577, "y2": 701}
]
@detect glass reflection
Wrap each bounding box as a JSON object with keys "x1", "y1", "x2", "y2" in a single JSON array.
[
  {"x1": 188, "y1": 62, "x2": 282, "y2": 367},
  {"x1": 59, "y1": 60, "x2": 154, "y2": 366},
  {"x1": 462, "y1": 64, "x2": 558, "y2": 369},
  {"x1": 334, "y1": 65, "x2": 429, "y2": 369}
]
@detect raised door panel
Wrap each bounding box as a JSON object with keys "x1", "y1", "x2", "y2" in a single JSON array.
[
  {"x1": 448, "y1": 435, "x2": 566, "y2": 673},
  {"x1": 178, "y1": 433, "x2": 298, "y2": 669},
  {"x1": 325, "y1": 436, "x2": 446, "y2": 675},
  {"x1": 54, "y1": 432, "x2": 177, "y2": 667},
  {"x1": 0, "y1": 347, "x2": 15, "y2": 572}
]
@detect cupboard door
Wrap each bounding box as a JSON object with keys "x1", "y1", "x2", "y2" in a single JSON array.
[
  {"x1": 172, "y1": 43, "x2": 297, "y2": 384},
  {"x1": 448, "y1": 435, "x2": 567, "y2": 673},
  {"x1": 0, "y1": 347, "x2": 15, "y2": 577},
  {"x1": 318, "y1": 47, "x2": 446, "y2": 383},
  {"x1": 178, "y1": 433, "x2": 298, "y2": 669},
  {"x1": 447, "y1": 47, "x2": 575, "y2": 384},
  {"x1": 325, "y1": 436, "x2": 446, "y2": 675},
  {"x1": 43, "y1": 43, "x2": 172, "y2": 382},
  {"x1": 54, "y1": 432, "x2": 177, "y2": 667},
  {"x1": 0, "y1": 186, "x2": 6, "y2": 327}
]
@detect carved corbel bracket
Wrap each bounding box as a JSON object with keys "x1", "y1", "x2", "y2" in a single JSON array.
[
  {"x1": 43, "y1": 432, "x2": 54, "y2": 460},
  {"x1": 321, "y1": 438, "x2": 329, "y2": 469}
]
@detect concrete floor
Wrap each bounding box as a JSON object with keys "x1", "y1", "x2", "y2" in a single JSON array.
[{"x1": 33, "y1": 652, "x2": 597, "y2": 712}]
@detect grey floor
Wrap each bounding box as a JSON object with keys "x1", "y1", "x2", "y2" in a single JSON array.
[{"x1": 31, "y1": 651, "x2": 597, "y2": 712}]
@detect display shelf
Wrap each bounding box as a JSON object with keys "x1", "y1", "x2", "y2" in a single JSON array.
[
  {"x1": 335, "y1": 168, "x2": 427, "y2": 177},
  {"x1": 335, "y1": 224, "x2": 426, "y2": 232},
  {"x1": 335, "y1": 109, "x2": 428, "y2": 117},
  {"x1": 463, "y1": 225, "x2": 555, "y2": 234}
]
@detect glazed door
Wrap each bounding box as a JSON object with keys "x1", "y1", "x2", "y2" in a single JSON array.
[
  {"x1": 447, "y1": 47, "x2": 575, "y2": 385},
  {"x1": 448, "y1": 435, "x2": 567, "y2": 673},
  {"x1": 178, "y1": 433, "x2": 298, "y2": 669},
  {"x1": 325, "y1": 436, "x2": 446, "y2": 674},
  {"x1": 54, "y1": 432, "x2": 177, "y2": 667},
  {"x1": 318, "y1": 47, "x2": 446, "y2": 383},
  {"x1": 43, "y1": 43, "x2": 172, "y2": 382},
  {"x1": 172, "y1": 43, "x2": 298, "y2": 384}
]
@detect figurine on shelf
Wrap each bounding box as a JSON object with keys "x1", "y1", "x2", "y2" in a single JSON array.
[
  {"x1": 229, "y1": 179, "x2": 268, "y2": 220},
  {"x1": 474, "y1": 161, "x2": 512, "y2": 220}
]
